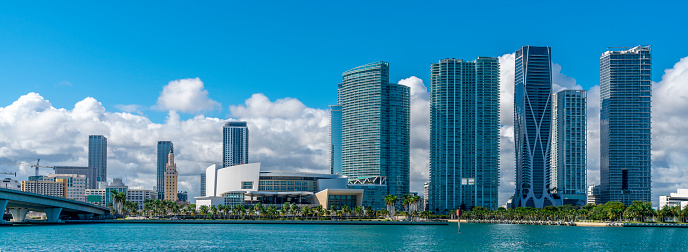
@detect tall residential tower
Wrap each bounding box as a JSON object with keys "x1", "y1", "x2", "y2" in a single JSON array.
[
  {"x1": 157, "y1": 141, "x2": 173, "y2": 199},
  {"x1": 513, "y1": 46, "x2": 559, "y2": 208},
  {"x1": 552, "y1": 89, "x2": 587, "y2": 206},
  {"x1": 88, "y1": 135, "x2": 107, "y2": 183},
  {"x1": 429, "y1": 57, "x2": 500, "y2": 213},
  {"x1": 600, "y1": 46, "x2": 652, "y2": 205},
  {"x1": 340, "y1": 61, "x2": 410, "y2": 209},
  {"x1": 223, "y1": 122, "x2": 249, "y2": 168}
]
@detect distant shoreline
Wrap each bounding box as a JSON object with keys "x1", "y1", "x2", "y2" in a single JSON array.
[{"x1": 450, "y1": 219, "x2": 688, "y2": 228}]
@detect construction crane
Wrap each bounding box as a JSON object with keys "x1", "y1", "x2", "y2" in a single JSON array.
[
  {"x1": 0, "y1": 159, "x2": 54, "y2": 193},
  {"x1": 0, "y1": 172, "x2": 16, "y2": 177},
  {"x1": 197, "y1": 161, "x2": 221, "y2": 166}
]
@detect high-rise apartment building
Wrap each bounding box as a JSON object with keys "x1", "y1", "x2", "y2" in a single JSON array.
[
  {"x1": 157, "y1": 141, "x2": 173, "y2": 199},
  {"x1": 340, "y1": 61, "x2": 410, "y2": 207},
  {"x1": 330, "y1": 104, "x2": 342, "y2": 175},
  {"x1": 552, "y1": 89, "x2": 587, "y2": 206},
  {"x1": 164, "y1": 148, "x2": 178, "y2": 201},
  {"x1": 600, "y1": 46, "x2": 652, "y2": 205},
  {"x1": 429, "y1": 58, "x2": 500, "y2": 213},
  {"x1": 88, "y1": 135, "x2": 107, "y2": 183},
  {"x1": 223, "y1": 122, "x2": 249, "y2": 168},
  {"x1": 513, "y1": 46, "x2": 559, "y2": 208}
]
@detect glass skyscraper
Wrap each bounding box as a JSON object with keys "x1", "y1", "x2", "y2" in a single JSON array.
[
  {"x1": 600, "y1": 46, "x2": 652, "y2": 205},
  {"x1": 513, "y1": 46, "x2": 559, "y2": 208},
  {"x1": 157, "y1": 141, "x2": 173, "y2": 199},
  {"x1": 552, "y1": 90, "x2": 587, "y2": 206},
  {"x1": 429, "y1": 57, "x2": 500, "y2": 213},
  {"x1": 330, "y1": 104, "x2": 342, "y2": 175},
  {"x1": 340, "y1": 61, "x2": 410, "y2": 204},
  {"x1": 223, "y1": 121, "x2": 249, "y2": 168},
  {"x1": 88, "y1": 135, "x2": 107, "y2": 183}
]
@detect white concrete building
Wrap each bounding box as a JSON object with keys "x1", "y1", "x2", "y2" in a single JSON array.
[
  {"x1": 1, "y1": 177, "x2": 20, "y2": 190},
  {"x1": 195, "y1": 163, "x2": 363, "y2": 210},
  {"x1": 659, "y1": 189, "x2": 688, "y2": 210}
]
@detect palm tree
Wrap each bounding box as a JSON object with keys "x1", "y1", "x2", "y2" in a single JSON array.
[
  {"x1": 384, "y1": 194, "x2": 397, "y2": 219},
  {"x1": 354, "y1": 206, "x2": 362, "y2": 219},
  {"x1": 199, "y1": 205, "x2": 209, "y2": 219},
  {"x1": 110, "y1": 189, "x2": 126, "y2": 215},
  {"x1": 210, "y1": 205, "x2": 218, "y2": 219}
]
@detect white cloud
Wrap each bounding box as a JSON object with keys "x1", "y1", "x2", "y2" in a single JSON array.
[
  {"x1": 651, "y1": 56, "x2": 688, "y2": 202},
  {"x1": 229, "y1": 93, "x2": 330, "y2": 173},
  {"x1": 154, "y1": 77, "x2": 220, "y2": 113},
  {"x1": 398, "y1": 77, "x2": 430, "y2": 191},
  {"x1": 0, "y1": 92, "x2": 227, "y2": 200}
]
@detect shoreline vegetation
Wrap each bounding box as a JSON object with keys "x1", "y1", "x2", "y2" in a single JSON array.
[{"x1": 455, "y1": 200, "x2": 688, "y2": 228}]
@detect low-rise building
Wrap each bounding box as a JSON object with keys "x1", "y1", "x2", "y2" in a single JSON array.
[
  {"x1": 659, "y1": 189, "x2": 688, "y2": 210},
  {"x1": 21, "y1": 180, "x2": 66, "y2": 198},
  {"x1": 587, "y1": 184, "x2": 601, "y2": 205},
  {"x1": 1, "y1": 177, "x2": 20, "y2": 191},
  {"x1": 195, "y1": 163, "x2": 363, "y2": 210},
  {"x1": 85, "y1": 178, "x2": 156, "y2": 211}
]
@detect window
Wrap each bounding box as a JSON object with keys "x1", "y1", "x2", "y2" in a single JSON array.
[{"x1": 241, "y1": 181, "x2": 253, "y2": 189}]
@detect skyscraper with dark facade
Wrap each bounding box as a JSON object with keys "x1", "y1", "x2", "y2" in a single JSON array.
[
  {"x1": 600, "y1": 46, "x2": 652, "y2": 205},
  {"x1": 223, "y1": 121, "x2": 249, "y2": 168},
  {"x1": 88, "y1": 135, "x2": 107, "y2": 183},
  {"x1": 429, "y1": 57, "x2": 500, "y2": 213},
  {"x1": 157, "y1": 141, "x2": 173, "y2": 199},
  {"x1": 340, "y1": 61, "x2": 410, "y2": 209},
  {"x1": 552, "y1": 89, "x2": 587, "y2": 206},
  {"x1": 513, "y1": 46, "x2": 559, "y2": 208}
]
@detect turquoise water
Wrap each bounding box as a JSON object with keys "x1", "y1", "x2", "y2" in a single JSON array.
[{"x1": 1, "y1": 223, "x2": 687, "y2": 251}]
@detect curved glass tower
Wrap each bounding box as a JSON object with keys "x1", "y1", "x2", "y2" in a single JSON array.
[
  {"x1": 340, "y1": 61, "x2": 410, "y2": 204},
  {"x1": 513, "y1": 46, "x2": 559, "y2": 208}
]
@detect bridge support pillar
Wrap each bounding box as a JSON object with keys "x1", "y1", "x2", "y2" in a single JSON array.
[
  {"x1": 0, "y1": 199, "x2": 7, "y2": 223},
  {"x1": 44, "y1": 207, "x2": 63, "y2": 223},
  {"x1": 10, "y1": 208, "x2": 28, "y2": 222}
]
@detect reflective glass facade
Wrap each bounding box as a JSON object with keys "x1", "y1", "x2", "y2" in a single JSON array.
[
  {"x1": 552, "y1": 90, "x2": 587, "y2": 206},
  {"x1": 223, "y1": 121, "x2": 249, "y2": 168},
  {"x1": 513, "y1": 46, "x2": 559, "y2": 208},
  {"x1": 88, "y1": 135, "x2": 107, "y2": 183},
  {"x1": 157, "y1": 141, "x2": 173, "y2": 199},
  {"x1": 340, "y1": 61, "x2": 410, "y2": 202},
  {"x1": 600, "y1": 46, "x2": 652, "y2": 205},
  {"x1": 429, "y1": 58, "x2": 500, "y2": 213},
  {"x1": 330, "y1": 104, "x2": 342, "y2": 175}
]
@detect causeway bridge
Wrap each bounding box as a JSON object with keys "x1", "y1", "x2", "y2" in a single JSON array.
[{"x1": 0, "y1": 188, "x2": 110, "y2": 223}]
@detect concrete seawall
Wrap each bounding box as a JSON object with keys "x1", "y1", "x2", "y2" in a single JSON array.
[
  {"x1": 61, "y1": 220, "x2": 448, "y2": 225},
  {"x1": 454, "y1": 219, "x2": 688, "y2": 228}
]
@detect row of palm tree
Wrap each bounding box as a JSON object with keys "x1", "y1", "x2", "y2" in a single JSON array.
[
  {"x1": 462, "y1": 201, "x2": 688, "y2": 223},
  {"x1": 384, "y1": 194, "x2": 425, "y2": 220}
]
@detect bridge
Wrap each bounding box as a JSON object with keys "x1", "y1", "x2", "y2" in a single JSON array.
[{"x1": 0, "y1": 188, "x2": 110, "y2": 223}]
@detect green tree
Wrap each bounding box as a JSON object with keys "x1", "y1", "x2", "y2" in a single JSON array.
[{"x1": 384, "y1": 194, "x2": 397, "y2": 218}]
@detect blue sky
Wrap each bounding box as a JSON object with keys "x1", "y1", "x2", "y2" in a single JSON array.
[
  {"x1": 1, "y1": 1, "x2": 686, "y2": 120},
  {"x1": 1, "y1": 1, "x2": 688, "y2": 203}
]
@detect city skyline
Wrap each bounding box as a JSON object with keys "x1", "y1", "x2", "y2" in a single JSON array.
[{"x1": 1, "y1": 2, "x2": 688, "y2": 206}]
